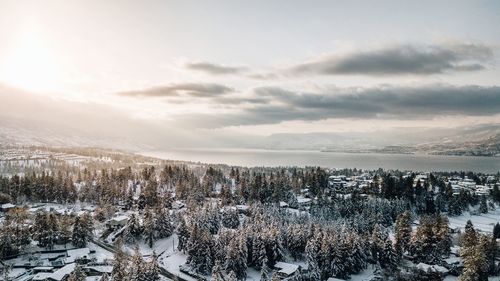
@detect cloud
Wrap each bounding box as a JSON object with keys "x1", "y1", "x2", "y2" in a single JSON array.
[
  {"x1": 186, "y1": 62, "x2": 248, "y2": 75},
  {"x1": 117, "y1": 83, "x2": 234, "y2": 98},
  {"x1": 176, "y1": 84, "x2": 500, "y2": 128},
  {"x1": 290, "y1": 43, "x2": 493, "y2": 76}
]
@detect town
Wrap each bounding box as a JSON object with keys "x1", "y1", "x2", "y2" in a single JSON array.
[{"x1": 1, "y1": 146, "x2": 499, "y2": 281}]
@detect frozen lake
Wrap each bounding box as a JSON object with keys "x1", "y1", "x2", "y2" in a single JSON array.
[{"x1": 141, "y1": 149, "x2": 500, "y2": 173}]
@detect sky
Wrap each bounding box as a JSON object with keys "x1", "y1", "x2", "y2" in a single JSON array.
[{"x1": 0, "y1": 0, "x2": 499, "y2": 148}]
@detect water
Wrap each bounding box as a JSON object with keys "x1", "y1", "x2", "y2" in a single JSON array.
[{"x1": 140, "y1": 149, "x2": 500, "y2": 173}]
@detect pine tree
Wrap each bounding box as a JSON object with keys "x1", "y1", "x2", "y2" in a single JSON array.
[
  {"x1": 260, "y1": 257, "x2": 270, "y2": 281},
  {"x1": 177, "y1": 218, "x2": 190, "y2": 253},
  {"x1": 225, "y1": 236, "x2": 247, "y2": 280},
  {"x1": 143, "y1": 209, "x2": 155, "y2": 248},
  {"x1": 100, "y1": 273, "x2": 110, "y2": 281},
  {"x1": 394, "y1": 211, "x2": 412, "y2": 258},
  {"x1": 479, "y1": 196, "x2": 488, "y2": 214},
  {"x1": 186, "y1": 224, "x2": 214, "y2": 274},
  {"x1": 125, "y1": 214, "x2": 142, "y2": 244},
  {"x1": 493, "y1": 223, "x2": 500, "y2": 239},
  {"x1": 462, "y1": 220, "x2": 478, "y2": 249},
  {"x1": 252, "y1": 236, "x2": 267, "y2": 268},
  {"x1": 154, "y1": 207, "x2": 173, "y2": 239},
  {"x1": 111, "y1": 239, "x2": 128, "y2": 281},
  {"x1": 129, "y1": 247, "x2": 147, "y2": 281},
  {"x1": 72, "y1": 214, "x2": 93, "y2": 248},
  {"x1": 212, "y1": 260, "x2": 225, "y2": 281},
  {"x1": 380, "y1": 238, "x2": 397, "y2": 272},
  {"x1": 144, "y1": 252, "x2": 161, "y2": 281}
]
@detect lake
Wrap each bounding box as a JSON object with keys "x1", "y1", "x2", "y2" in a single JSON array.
[{"x1": 141, "y1": 149, "x2": 500, "y2": 173}]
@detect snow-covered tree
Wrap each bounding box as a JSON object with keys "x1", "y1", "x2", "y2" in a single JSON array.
[
  {"x1": 394, "y1": 211, "x2": 412, "y2": 257},
  {"x1": 177, "y1": 218, "x2": 190, "y2": 253},
  {"x1": 154, "y1": 207, "x2": 173, "y2": 239},
  {"x1": 111, "y1": 239, "x2": 128, "y2": 281},
  {"x1": 143, "y1": 209, "x2": 155, "y2": 248}
]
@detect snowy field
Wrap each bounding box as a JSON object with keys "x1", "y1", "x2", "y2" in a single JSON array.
[{"x1": 448, "y1": 208, "x2": 500, "y2": 233}]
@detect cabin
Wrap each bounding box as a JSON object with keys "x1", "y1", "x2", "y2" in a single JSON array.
[{"x1": 274, "y1": 262, "x2": 300, "y2": 279}]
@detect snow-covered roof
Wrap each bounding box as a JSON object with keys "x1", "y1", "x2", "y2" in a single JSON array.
[
  {"x1": 444, "y1": 257, "x2": 462, "y2": 265},
  {"x1": 111, "y1": 215, "x2": 129, "y2": 222},
  {"x1": 327, "y1": 278, "x2": 346, "y2": 281},
  {"x1": 279, "y1": 201, "x2": 289, "y2": 207},
  {"x1": 84, "y1": 265, "x2": 113, "y2": 273},
  {"x1": 32, "y1": 273, "x2": 52, "y2": 280},
  {"x1": 33, "y1": 266, "x2": 54, "y2": 271},
  {"x1": 274, "y1": 262, "x2": 299, "y2": 275},
  {"x1": 1, "y1": 203, "x2": 15, "y2": 209},
  {"x1": 416, "y1": 263, "x2": 449, "y2": 274},
  {"x1": 236, "y1": 205, "x2": 249, "y2": 210},
  {"x1": 297, "y1": 198, "x2": 312, "y2": 204},
  {"x1": 48, "y1": 263, "x2": 76, "y2": 281},
  {"x1": 66, "y1": 248, "x2": 90, "y2": 263}
]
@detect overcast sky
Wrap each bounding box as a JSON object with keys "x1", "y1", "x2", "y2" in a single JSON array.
[{"x1": 0, "y1": 0, "x2": 499, "y2": 139}]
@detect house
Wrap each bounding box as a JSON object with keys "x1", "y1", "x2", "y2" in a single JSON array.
[
  {"x1": 32, "y1": 263, "x2": 76, "y2": 281},
  {"x1": 274, "y1": 262, "x2": 300, "y2": 279},
  {"x1": 107, "y1": 215, "x2": 129, "y2": 228},
  {"x1": 416, "y1": 263, "x2": 449, "y2": 276}
]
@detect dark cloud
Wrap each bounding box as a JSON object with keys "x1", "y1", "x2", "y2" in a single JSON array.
[
  {"x1": 186, "y1": 62, "x2": 248, "y2": 75},
  {"x1": 290, "y1": 43, "x2": 493, "y2": 76},
  {"x1": 117, "y1": 83, "x2": 234, "y2": 98},
  {"x1": 177, "y1": 84, "x2": 500, "y2": 128}
]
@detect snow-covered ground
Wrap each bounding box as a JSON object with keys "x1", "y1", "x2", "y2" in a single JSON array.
[{"x1": 448, "y1": 208, "x2": 500, "y2": 233}]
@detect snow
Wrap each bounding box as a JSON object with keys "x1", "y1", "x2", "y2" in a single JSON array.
[
  {"x1": 274, "y1": 261, "x2": 299, "y2": 275},
  {"x1": 84, "y1": 265, "x2": 113, "y2": 273},
  {"x1": 448, "y1": 209, "x2": 500, "y2": 233},
  {"x1": 49, "y1": 263, "x2": 76, "y2": 281},
  {"x1": 1, "y1": 203, "x2": 15, "y2": 209},
  {"x1": 66, "y1": 247, "x2": 91, "y2": 263},
  {"x1": 157, "y1": 234, "x2": 197, "y2": 281},
  {"x1": 416, "y1": 263, "x2": 449, "y2": 274},
  {"x1": 125, "y1": 235, "x2": 176, "y2": 256},
  {"x1": 349, "y1": 267, "x2": 376, "y2": 281},
  {"x1": 88, "y1": 242, "x2": 114, "y2": 263}
]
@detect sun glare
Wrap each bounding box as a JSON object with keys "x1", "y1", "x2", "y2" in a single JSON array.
[{"x1": 0, "y1": 29, "x2": 61, "y2": 93}]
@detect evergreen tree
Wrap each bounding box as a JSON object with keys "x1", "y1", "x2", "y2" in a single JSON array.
[
  {"x1": 111, "y1": 239, "x2": 128, "y2": 281},
  {"x1": 154, "y1": 207, "x2": 173, "y2": 239},
  {"x1": 72, "y1": 214, "x2": 93, "y2": 248},
  {"x1": 394, "y1": 211, "x2": 412, "y2": 258},
  {"x1": 260, "y1": 257, "x2": 270, "y2": 281},
  {"x1": 143, "y1": 209, "x2": 155, "y2": 248},
  {"x1": 493, "y1": 223, "x2": 500, "y2": 239},
  {"x1": 125, "y1": 214, "x2": 142, "y2": 244},
  {"x1": 129, "y1": 247, "x2": 147, "y2": 281},
  {"x1": 212, "y1": 260, "x2": 225, "y2": 281},
  {"x1": 144, "y1": 252, "x2": 161, "y2": 281},
  {"x1": 186, "y1": 224, "x2": 214, "y2": 274},
  {"x1": 225, "y1": 236, "x2": 247, "y2": 280},
  {"x1": 479, "y1": 196, "x2": 488, "y2": 214},
  {"x1": 100, "y1": 273, "x2": 110, "y2": 281},
  {"x1": 177, "y1": 218, "x2": 190, "y2": 253}
]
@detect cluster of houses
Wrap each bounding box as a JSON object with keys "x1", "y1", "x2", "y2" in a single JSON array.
[{"x1": 1, "y1": 247, "x2": 112, "y2": 281}]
